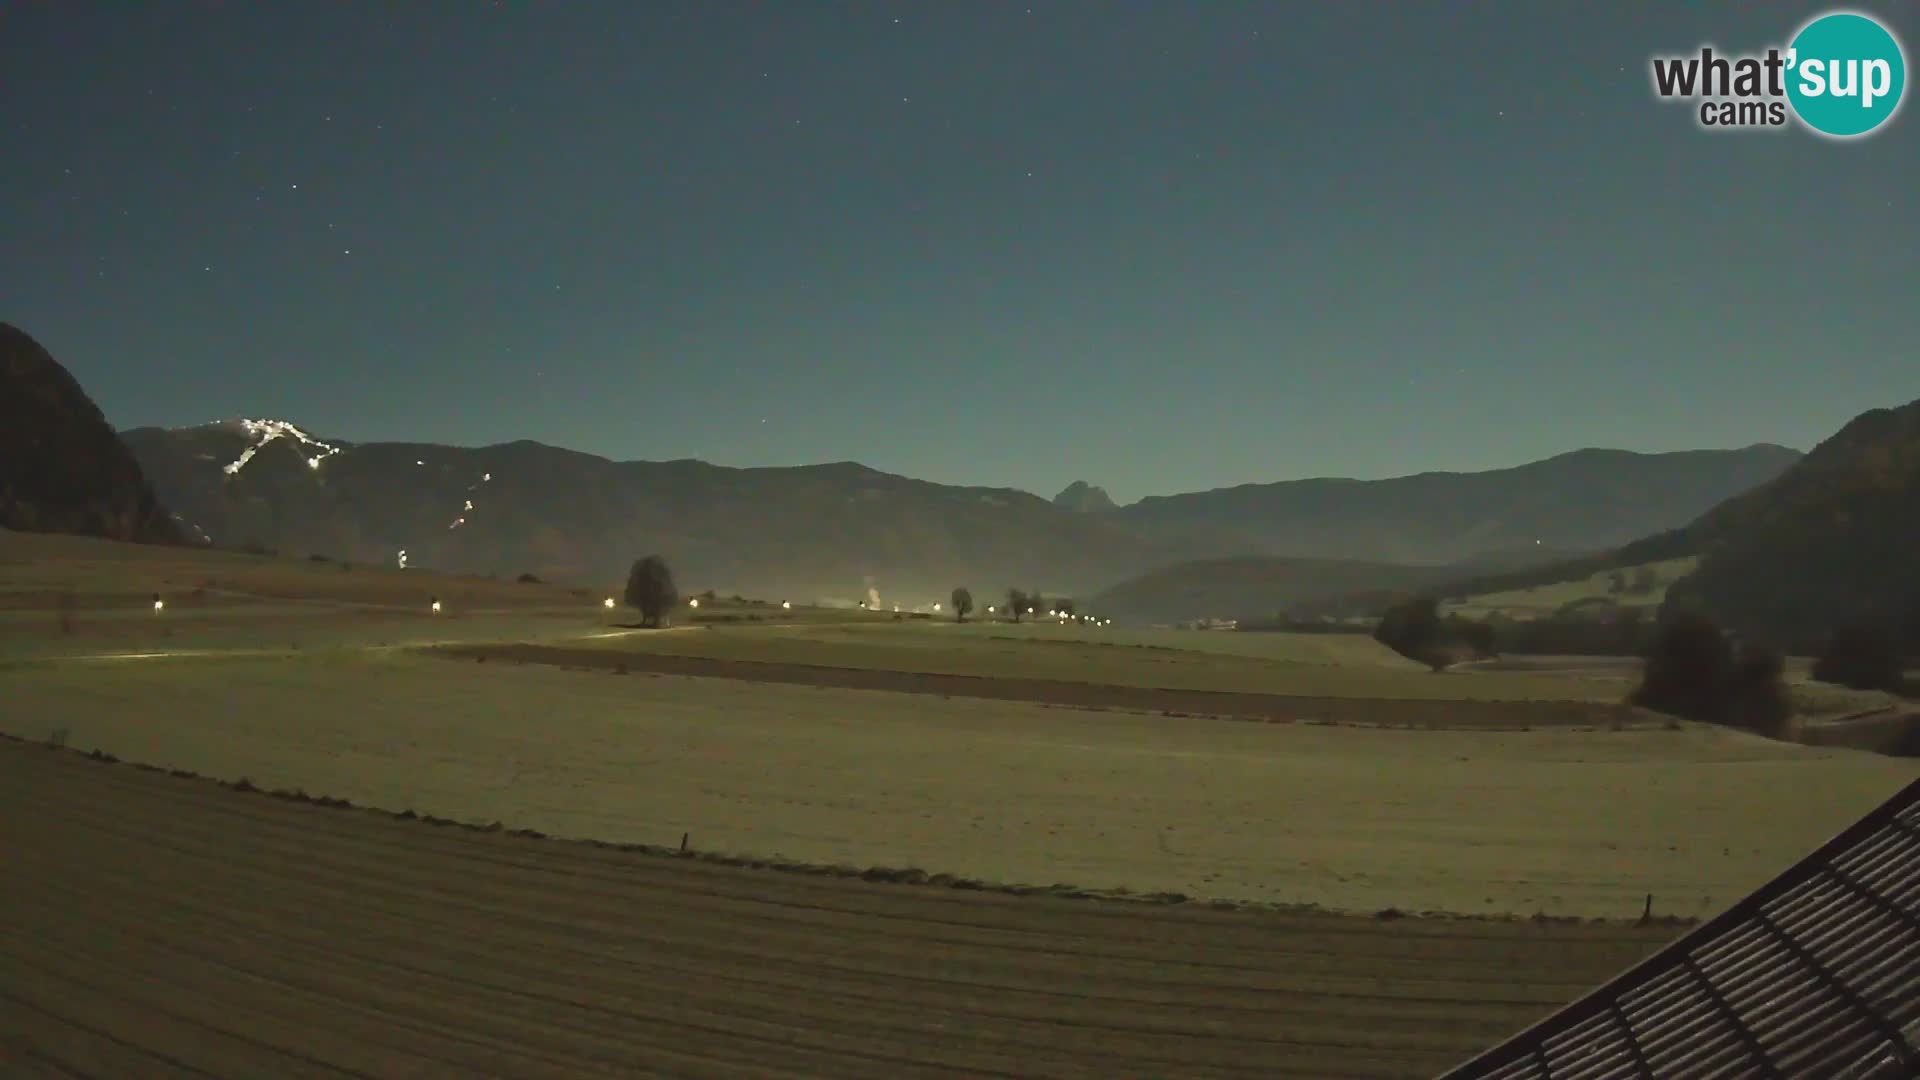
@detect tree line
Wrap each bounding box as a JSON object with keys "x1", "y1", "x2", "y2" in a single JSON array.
[
  {"x1": 619, "y1": 560, "x2": 1086, "y2": 630},
  {"x1": 1369, "y1": 591, "x2": 1913, "y2": 737}
]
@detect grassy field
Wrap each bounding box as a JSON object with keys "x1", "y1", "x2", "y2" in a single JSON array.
[
  {"x1": 593, "y1": 619, "x2": 1639, "y2": 703},
  {"x1": 0, "y1": 526, "x2": 596, "y2": 609},
  {"x1": 1442, "y1": 557, "x2": 1699, "y2": 620},
  {"x1": 2, "y1": 738, "x2": 1684, "y2": 1079},
  {"x1": 7, "y1": 530, "x2": 1916, "y2": 1075},
  {"x1": 6, "y1": 648, "x2": 1912, "y2": 919}
]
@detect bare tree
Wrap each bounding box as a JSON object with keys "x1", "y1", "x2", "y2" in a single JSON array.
[{"x1": 951, "y1": 587, "x2": 974, "y2": 623}]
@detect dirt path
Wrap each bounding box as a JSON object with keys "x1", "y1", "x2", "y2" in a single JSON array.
[
  {"x1": 428, "y1": 642, "x2": 1641, "y2": 729},
  {"x1": 1, "y1": 738, "x2": 1674, "y2": 1078}
]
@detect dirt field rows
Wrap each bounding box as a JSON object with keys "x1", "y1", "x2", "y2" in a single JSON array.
[
  {"x1": 432, "y1": 642, "x2": 1641, "y2": 729},
  {"x1": 598, "y1": 621, "x2": 1635, "y2": 703},
  {"x1": 0, "y1": 738, "x2": 1680, "y2": 1079}
]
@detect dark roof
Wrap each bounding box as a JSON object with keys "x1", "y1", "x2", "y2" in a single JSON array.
[{"x1": 1442, "y1": 777, "x2": 1920, "y2": 1079}]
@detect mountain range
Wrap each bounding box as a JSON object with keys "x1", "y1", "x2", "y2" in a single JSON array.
[
  {"x1": 1, "y1": 323, "x2": 180, "y2": 544},
  {"x1": 1, "y1": 321, "x2": 1832, "y2": 617},
  {"x1": 1665, "y1": 396, "x2": 1920, "y2": 650},
  {"x1": 118, "y1": 418, "x2": 1799, "y2": 607},
  {"x1": 1265, "y1": 395, "x2": 1920, "y2": 652}
]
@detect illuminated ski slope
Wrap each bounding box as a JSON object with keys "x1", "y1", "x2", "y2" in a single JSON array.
[
  {"x1": 202, "y1": 419, "x2": 501, "y2": 571},
  {"x1": 220, "y1": 418, "x2": 341, "y2": 475}
]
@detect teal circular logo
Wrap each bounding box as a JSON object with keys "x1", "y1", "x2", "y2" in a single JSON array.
[{"x1": 1786, "y1": 12, "x2": 1907, "y2": 137}]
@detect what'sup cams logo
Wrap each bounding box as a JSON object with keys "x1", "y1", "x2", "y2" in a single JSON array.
[{"x1": 1651, "y1": 9, "x2": 1907, "y2": 138}]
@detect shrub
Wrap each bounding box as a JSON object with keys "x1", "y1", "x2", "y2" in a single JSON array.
[
  {"x1": 1374, "y1": 595, "x2": 1447, "y2": 669},
  {"x1": 1724, "y1": 646, "x2": 1793, "y2": 738},
  {"x1": 1811, "y1": 622, "x2": 1903, "y2": 691},
  {"x1": 1629, "y1": 611, "x2": 1792, "y2": 736},
  {"x1": 624, "y1": 555, "x2": 679, "y2": 628},
  {"x1": 1006, "y1": 588, "x2": 1029, "y2": 623},
  {"x1": 1629, "y1": 611, "x2": 1733, "y2": 722},
  {"x1": 516, "y1": 571, "x2": 542, "y2": 584},
  {"x1": 1448, "y1": 615, "x2": 1497, "y2": 659}
]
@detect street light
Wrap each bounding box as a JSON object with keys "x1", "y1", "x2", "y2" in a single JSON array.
[
  {"x1": 430, "y1": 598, "x2": 442, "y2": 613},
  {"x1": 689, "y1": 597, "x2": 700, "y2": 609},
  {"x1": 781, "y1": 600, "x2": 792, "y2": 609},
  {"x1": 152, "y1": 593, "x2": 164, "y2": 613},
  {"x1": 604, "y1": 597, "x2": 616, "y2": 609}
]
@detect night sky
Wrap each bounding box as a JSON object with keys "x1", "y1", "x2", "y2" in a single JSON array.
[{"x1": 4, "y1": 2, "x2": 1915, "y2": 503}]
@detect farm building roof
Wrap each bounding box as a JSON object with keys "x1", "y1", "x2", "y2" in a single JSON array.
[{"x1": 1442, "y1": 776, "x2": 1920, "y2": 1079}]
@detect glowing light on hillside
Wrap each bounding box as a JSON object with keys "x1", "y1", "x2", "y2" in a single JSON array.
[
  {"x1": 482, "y1": 472, "x2": 492, "y2": 482},
  {"x1": 689, "y1": 598, "x2": 700, "y2": 609},
  {"x1": 604, "y1": 597, "x2": 616, "y2": 609},
  {"x1": 152, "y1": 598, "x2": 165, "y2": 612},
  {"x1": 430, "y1": 598, "x2": 442, "y2": 613},
  {"x1": 415, "y1": 460, "x2": 424, "y2": 466},
  {"x1": 986, "y1": 605, "x2": 995, "y2": 613},
  {"x1": 781, "y1": 601, "x2": 792, "y2": 609},
  {"x1": 397, "y1": 549, "x2": 408, "y2": 569},
  {"x1": 221, "y1": 418, "x2": 341, "y2": 475},
  {"x1": 932, "y1": 602, "x2": 942, "y2": 612}
]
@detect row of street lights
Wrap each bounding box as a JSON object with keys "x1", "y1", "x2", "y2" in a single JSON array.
[{"x1": 143, "y1": 589, "x2": 1103, "y2": 626}]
